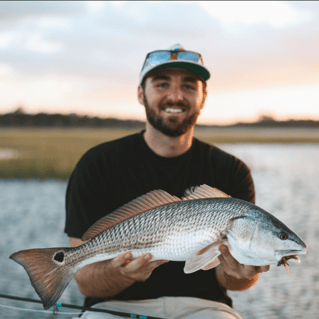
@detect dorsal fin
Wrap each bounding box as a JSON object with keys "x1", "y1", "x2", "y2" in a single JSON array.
[
  {"x1": 182, "y1": 184, "x2": 231, "y2": 201},
  {"x1": 82, "y1": 190, "x2": 181, "y2": 241}
]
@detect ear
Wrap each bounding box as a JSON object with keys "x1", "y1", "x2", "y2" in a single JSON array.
[
  {"x1": 201, "y1": 87, "x2": 207, "y2": 110},
  {"x1": 199, "y1": 89, "x2": 208, "y2": 110},
  {"x1": 137, "y1": 85, "x2": 144, "y2": 106}
]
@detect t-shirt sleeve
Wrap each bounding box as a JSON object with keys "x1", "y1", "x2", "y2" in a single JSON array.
[
  {"x1": 64, "y1": 148, "x2": 111, "y2": 239},
  {"x1": 226, "y1": 158, "x2": 255, "y2": 204},
  {"x1": 208, "y1": 145, "x2": 255, "y2": 204}
]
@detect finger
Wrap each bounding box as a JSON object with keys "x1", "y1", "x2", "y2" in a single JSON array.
[
  {"x1": 111, "y1": 252, "x2": 132, "y2": 268},
  {"x1": 218, "y1": 245, "x2": 240, "y2": 269},
  {"x1": 143, "y1": 259, "x2": 169, "y2": 271},
  {"x1": 242, "y1": 265, "x2": 262, "y2": 280},
  {"x1": 218, "y1": 253, "x2": 240, "y2": 278},
  {"x1": 260, "y1": 265, "x2": 271, "y2": 272},
  {"x1": 124, "y1": 253, "x2": 152, "y2": 272}
]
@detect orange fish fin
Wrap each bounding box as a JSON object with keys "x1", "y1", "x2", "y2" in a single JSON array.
[
  {"x1": 202, "y1": 258, "x2": 221, "y2": 270},
  {"x1": 184, "y1": 239, "x2": 225, "y2": 274},
  {"x1": 182, "y1": 184, "x2": 231, "y2": 200},
  {"x1": 82, "y1": 189, "x2": 181, "y2": 241},
  {"x1": 10, "y1": 247, "x2": 74, "y2": 309}
]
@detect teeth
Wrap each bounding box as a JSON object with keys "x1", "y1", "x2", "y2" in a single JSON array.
[{"x1": 164, "y1": 108, "x2": 183, "y2": 113}]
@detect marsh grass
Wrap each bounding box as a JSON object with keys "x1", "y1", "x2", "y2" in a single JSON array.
[
  {"x1": 1, "y1": 127, "x2": 319, "y2": 179},
  {"x1": 0, "y1": 128, "x2": 140, "y2": 179}
]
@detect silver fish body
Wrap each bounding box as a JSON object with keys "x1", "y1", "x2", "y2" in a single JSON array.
[
  {"x1": 10, "y1": 185, "x2": 307, "y2": 309},
  {"x1": 72, "y1": 198, "x2": 243, "y2": 268}
]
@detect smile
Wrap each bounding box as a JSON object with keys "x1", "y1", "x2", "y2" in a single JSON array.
[{"x1": 164, "y1": 108, "x2": 184, "y2": 113}]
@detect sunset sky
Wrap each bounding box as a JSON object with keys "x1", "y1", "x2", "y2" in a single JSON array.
[{"x1": 0, "y1": 1, "x2": 318, "y2": 125}]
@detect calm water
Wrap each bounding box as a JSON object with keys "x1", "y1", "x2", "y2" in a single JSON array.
[
  {"x1": 1, "y1": 144, "x2": 318, "y2": 319},
  {"x1": 0, "y1": 149, "x2": 18, "y2": 160}
]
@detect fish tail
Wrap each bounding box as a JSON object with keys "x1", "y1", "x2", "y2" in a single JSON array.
[{"x1": 10, "y1": 247, "x2": 74, "y2": 309}]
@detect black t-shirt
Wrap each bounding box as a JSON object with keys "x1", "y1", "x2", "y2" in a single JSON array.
[{"x1": 65, "y1": 130, "x2": 255, "y2": 308}]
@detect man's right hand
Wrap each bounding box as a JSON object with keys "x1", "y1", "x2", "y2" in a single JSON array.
[
  {"x1": 70, "y1": 237, "x2": 168, "y2": 298},
  {"x1": 111, "y1": 252, "x2": 169, "y2": 283}
]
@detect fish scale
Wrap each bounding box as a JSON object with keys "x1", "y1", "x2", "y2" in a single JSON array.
[
  {"x1": 9, "y1": 185, "x2": 307, "y2": 309},
  {"x1": 70, "y1": 199, "x2": 244, "y2": 264}
]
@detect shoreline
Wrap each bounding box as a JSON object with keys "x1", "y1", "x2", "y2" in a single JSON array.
[{"x1": 1, "y1": 128, "x2": 318, "y2": 179}]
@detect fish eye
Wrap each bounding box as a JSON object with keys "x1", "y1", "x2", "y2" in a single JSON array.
[{"x1": 280, "y1": 233, "x2": 288, "y2": 240}]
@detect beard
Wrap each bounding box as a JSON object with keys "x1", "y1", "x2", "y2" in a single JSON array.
[{"x1": 143, "y1": 95, "x2": 202, "y2": 137}]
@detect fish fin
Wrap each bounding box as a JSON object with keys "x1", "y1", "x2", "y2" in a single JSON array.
[
  {"x1": 184, "y1": 240, "x2": 225, "y2": 274},
  {"x1": 202, "y1": 258, "x2": 221, "y2": 270},
  {"x1": 182, "y1": 184, "x2": 231, "y2": 201},
  {"x1": 10, "y1": 247, "x2": 74, "y2": 309},
  {"x1": 82, "y1": 190, "x2": 181, "y2": 241}
]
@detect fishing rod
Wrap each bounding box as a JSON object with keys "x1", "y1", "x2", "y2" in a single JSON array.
[{"x1": 0, "y1": 293, "x2": 164, "y2": 319}]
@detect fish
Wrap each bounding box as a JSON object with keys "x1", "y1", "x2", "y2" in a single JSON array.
[{"x1": 10, "y1": 184, "x2": 307, "y2": 309}]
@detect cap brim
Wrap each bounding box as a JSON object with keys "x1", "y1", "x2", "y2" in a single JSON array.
[{"x1": 140, "y1": 61, "x2": 210, "y2": 84}]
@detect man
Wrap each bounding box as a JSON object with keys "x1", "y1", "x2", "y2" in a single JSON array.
[{"x1": 65, "y1": 44, "x2": 270, "y2": 319}]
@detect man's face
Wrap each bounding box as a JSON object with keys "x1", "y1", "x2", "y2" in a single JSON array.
[{"x1": 138, "y1": 69, "x2": 207, "y2": 137}]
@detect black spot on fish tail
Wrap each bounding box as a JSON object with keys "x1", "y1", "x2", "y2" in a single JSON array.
[{"x1": 54, "y1": 252, "x2": 64, "y2": 263}]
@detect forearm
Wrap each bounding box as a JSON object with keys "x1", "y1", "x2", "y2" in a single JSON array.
[
  {"x1": 70, "y1": 237, "x2": 135, "y2": 298},
  {"x1": 74, "y1": 259, "x2": 135, "y2": 298},
  {"x1": 215, "y1": 264, "x2": 260, "y2": 291}
]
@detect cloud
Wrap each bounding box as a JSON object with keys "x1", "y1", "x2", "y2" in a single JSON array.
[
  {"x1": 199, "y1": 1, "x2": 311, "y2": 28},
  {"x1": 0, "y1": 1, "x2": 85, "y2": 24},
  {"x1": 0, "y1": 1, "x2": 318, "y2": 122}
]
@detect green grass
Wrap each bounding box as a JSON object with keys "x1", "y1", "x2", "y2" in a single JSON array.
[
  {"x1": 0, "y1": 128, "x2": 140, "y2": 179},
  {"x1": 1, "y1": 127, "x2": 319, "y2": 179}
]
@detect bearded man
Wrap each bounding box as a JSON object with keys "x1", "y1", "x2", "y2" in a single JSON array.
[{"x1": 65, "y1": 44, "x2": 270, "y2": 319}]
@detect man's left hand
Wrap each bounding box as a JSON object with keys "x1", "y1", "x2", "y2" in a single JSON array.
[{"x1": 216, "y1": 244, "x2": 270, "y2": 291}]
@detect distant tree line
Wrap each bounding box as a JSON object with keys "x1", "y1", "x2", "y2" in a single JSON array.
[
  {"x1": 0, "y1": 108, "x2": 145, "y2": 129},
  {"x1": 233, "y1": 114, "x2": 319, "y2": 128},
  {"x1": 0, "y1": 108, "x2": 318, "y2": 129}
]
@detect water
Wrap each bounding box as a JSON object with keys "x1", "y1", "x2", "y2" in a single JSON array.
[
  {"x1": 1, "y1": 144, "x2": 319, "y2": 319},
  {"x1": 0, "y1": 149, "x2": 19, "y2": 160}
]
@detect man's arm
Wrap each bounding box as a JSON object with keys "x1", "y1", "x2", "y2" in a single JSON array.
[
  {"x1": 216, "y1": 245, "x2": 270, "y2": 291},
  {"x1": 70, "y1": 237, "x2": 168, "y2": 298}
]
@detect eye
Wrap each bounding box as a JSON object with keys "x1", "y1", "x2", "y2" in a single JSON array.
[
  {"x1": 184, "y1": 84, "x2": 195, "y2": 90},
  {"x1": 157, "y1": 82, "x2": 168, "y2": 88},
  {"x1": 280, "y1": 233, "x2": 288, "y2": 240}
]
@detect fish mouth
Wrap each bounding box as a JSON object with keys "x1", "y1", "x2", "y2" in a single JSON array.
[
  {"x1": 277, "y1": 255, "x2": 300, "y2": 267},
  {"x1": 276, "y1": 249, "x2": 307, "y2": 266}
]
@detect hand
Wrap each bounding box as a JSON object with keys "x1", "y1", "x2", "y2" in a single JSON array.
[
  {"x1": 110, "y1": 252, "x2": 169, "y2": 283},
  {"x1": 71, "y1": 236, "x2": 169, "y2": 298},
  {"x1": 216, "y1": 245, "x2": 271, "y2": 291},
  {"x1": 218, "y1": 245, "x2": 270, "y2": 281}
]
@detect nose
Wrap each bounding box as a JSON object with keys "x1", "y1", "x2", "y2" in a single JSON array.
[{"x1": 166, "y1": 84, "x2": 183, "y2": 103}]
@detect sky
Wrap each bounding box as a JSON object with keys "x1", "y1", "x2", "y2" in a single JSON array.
[{"x1": 0, "y1": 1, "x2": 318, "y2": 125}]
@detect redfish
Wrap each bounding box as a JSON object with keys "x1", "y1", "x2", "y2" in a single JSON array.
[{"x1": 10, "y1": 185, "x2": 307, "y2": 309}]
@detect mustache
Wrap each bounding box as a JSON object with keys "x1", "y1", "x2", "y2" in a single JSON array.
[{"x1": 160, "y1": 101, "x2": 189, "y2": 109}]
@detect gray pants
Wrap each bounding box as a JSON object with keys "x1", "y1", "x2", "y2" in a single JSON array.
[{"x1": 76, "y1": 297, "x2": 243, "y2": 319}]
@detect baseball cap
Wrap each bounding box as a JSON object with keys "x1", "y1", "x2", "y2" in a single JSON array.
[{"x1": 139, "y1": 43, "x2": 210, "y2": 84}]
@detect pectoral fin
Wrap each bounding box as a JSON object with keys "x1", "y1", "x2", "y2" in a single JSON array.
[
  {"x1": 202, "y1": 258, "x2": 221, "y2": 270},
  {"x1": 184, "y1": 240, "x2": 226, "y2": 274}
]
